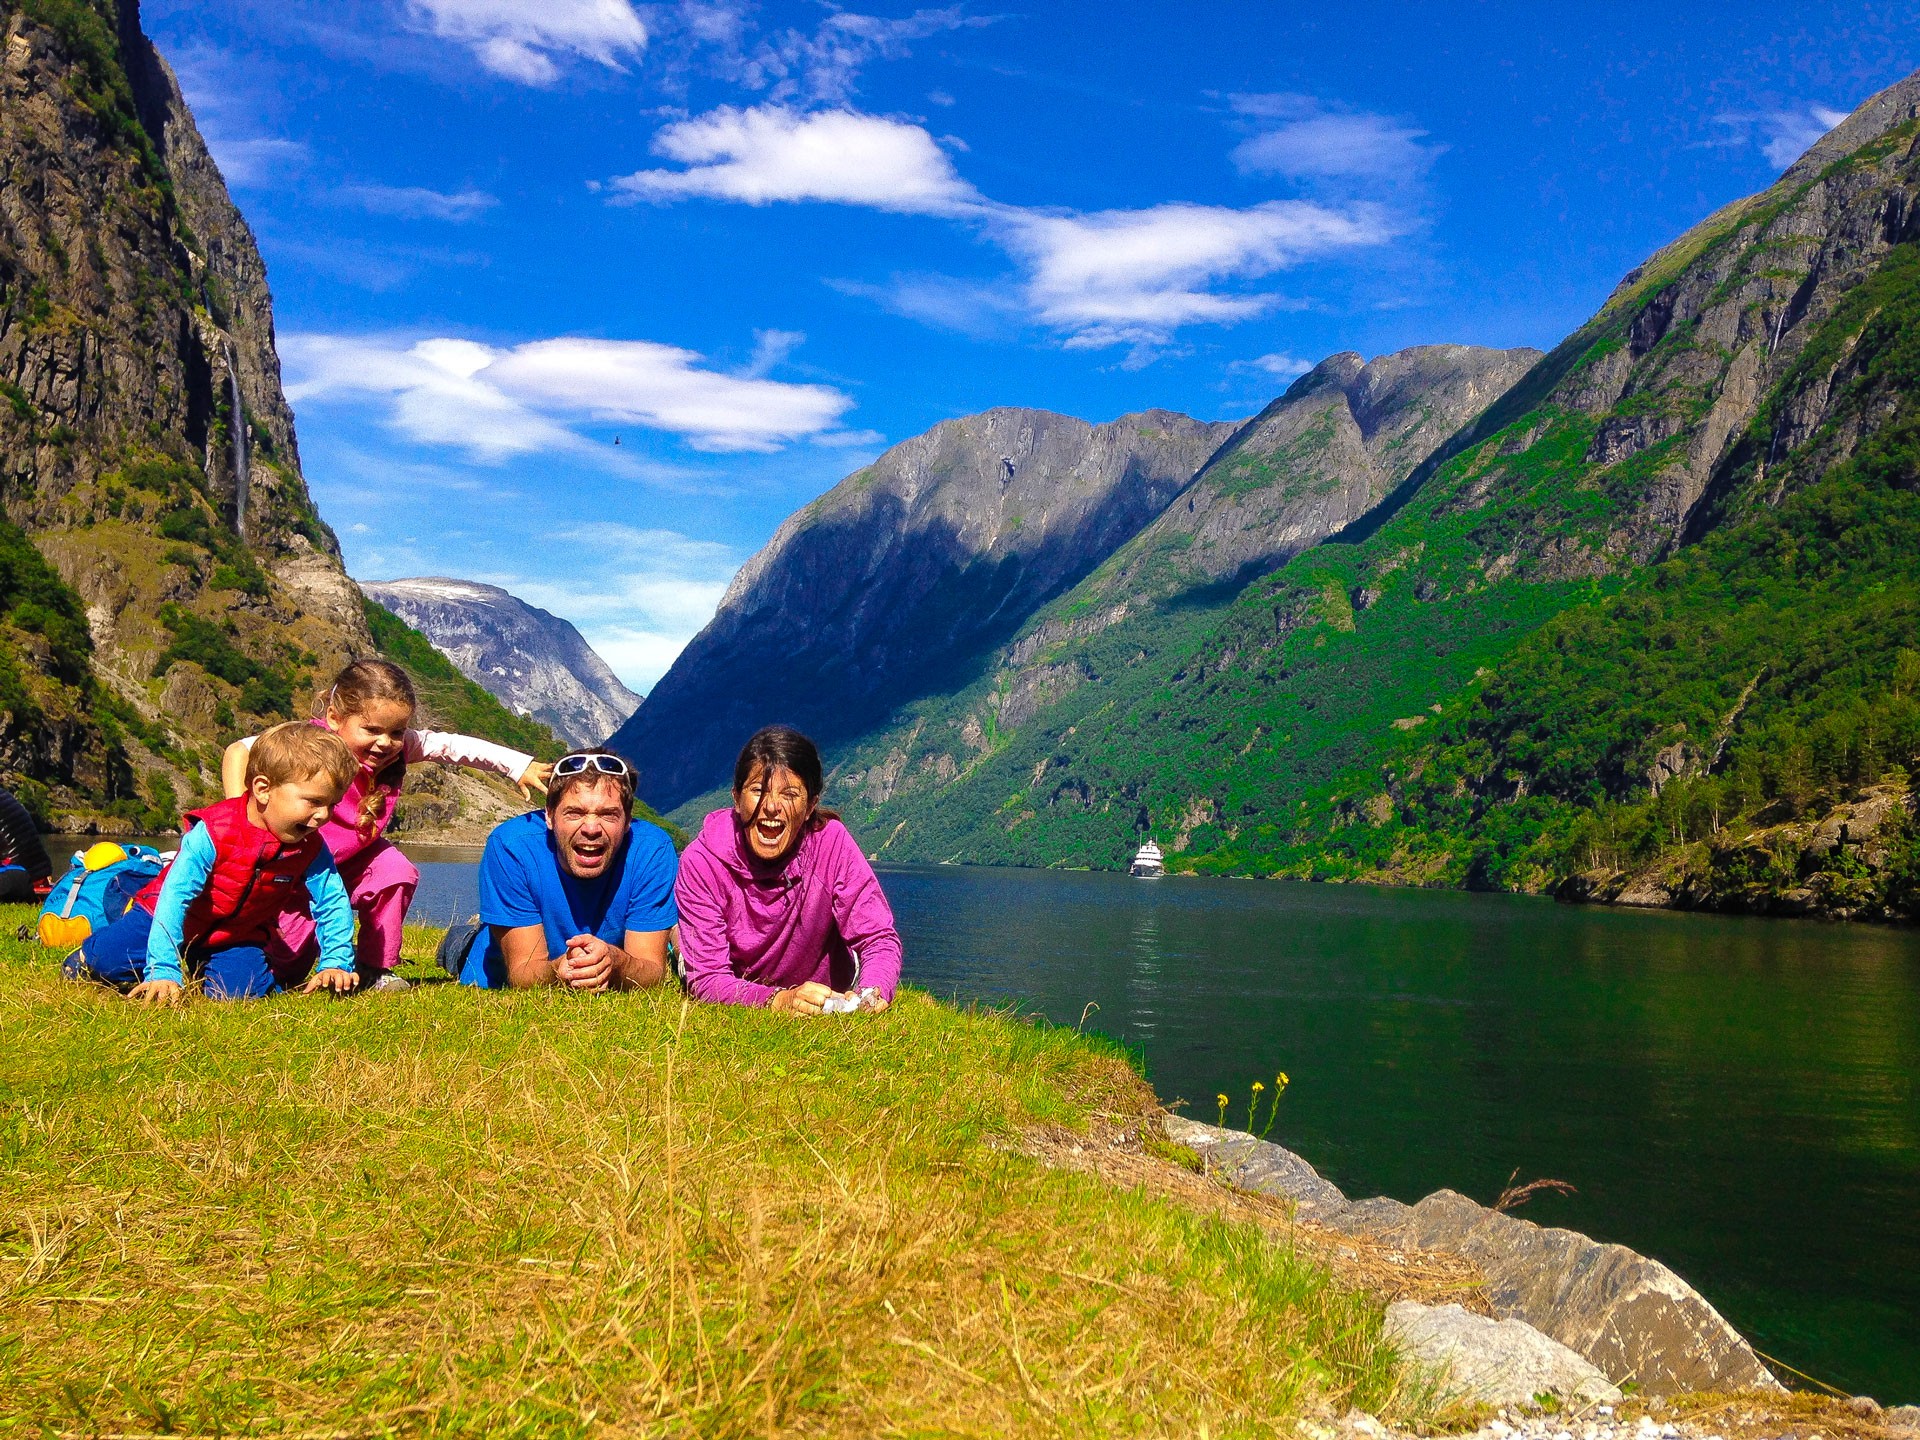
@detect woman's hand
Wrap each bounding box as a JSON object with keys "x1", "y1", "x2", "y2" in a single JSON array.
[
  {"x1": 771, "y1": 981, "x2": 834, "y2": 1015},
  {"x1": 517, "y1": 760, "x2": 553, "y2": 800},
  {"x1": 129, "y1": 978, "x2": 183, "y2": 1006},
  {"x1": 301, "y1": 968, "x2": 360, "y2": 995}
]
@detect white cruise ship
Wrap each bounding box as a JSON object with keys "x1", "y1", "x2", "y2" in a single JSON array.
[{"x1": 1129, "y1": 839, "x2": 1165, "y2": 877}]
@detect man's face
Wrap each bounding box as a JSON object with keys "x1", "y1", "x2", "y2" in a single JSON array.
[
  {"x1": 252, "y1": 773, "x2": 343, "y2": 843},
  {"x1": 547, "y1": 776, "x2": 631, "y2": 880}
]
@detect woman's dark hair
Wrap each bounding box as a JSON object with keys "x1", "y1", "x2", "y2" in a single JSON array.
[{"x1": 733, "y1": 725, "x2": 837, "y2": 825}]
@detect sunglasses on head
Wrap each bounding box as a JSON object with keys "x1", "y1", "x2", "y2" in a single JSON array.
[{"x1": 553, "y1": 753, "x2": 633, "y2": 778}]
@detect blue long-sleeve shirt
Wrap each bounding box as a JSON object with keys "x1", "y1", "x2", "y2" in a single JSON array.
[{"x1": 144, "y1": 825, "x2": 357, "y2": 985}]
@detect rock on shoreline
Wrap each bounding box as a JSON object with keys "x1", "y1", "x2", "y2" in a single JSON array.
[{"x1": 1164, "y1": 1116, "x2": 1781, "y2": 1399}]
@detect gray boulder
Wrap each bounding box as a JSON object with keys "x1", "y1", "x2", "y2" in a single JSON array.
[
  {"x1": 1386, "y1": 1301, "x2": 1622, "y2": 1407},
  {"x1": 1163, "y1": 1116, "x2": 1781, "y2": 1397},
  {"x1": 1346, "y1": 1189, "x2": 1780, "y2": 1397}
]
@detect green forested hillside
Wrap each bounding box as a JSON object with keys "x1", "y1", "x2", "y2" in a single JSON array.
[
  {"x1": 831, "y1": 90, "x2": 1920, "y2": 920},
  {"x1": 1244, "y1": 245, "x2": 1920, "y2": 916}
]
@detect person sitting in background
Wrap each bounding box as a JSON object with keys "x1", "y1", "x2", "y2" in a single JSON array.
[
  {"x1": 460, "y1": 748, "x2": 676, "y2": 991},
  {"x1": 675, "y1": 725, "x2": 902, "y2": 1014},
  {"x1": 63, "y1": 724, "x2": 360, "y2": 1004}
]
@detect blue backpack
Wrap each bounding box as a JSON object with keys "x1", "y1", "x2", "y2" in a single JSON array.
[{"x1": 36, "y1": 844, "x2": 166, "y2": 949}]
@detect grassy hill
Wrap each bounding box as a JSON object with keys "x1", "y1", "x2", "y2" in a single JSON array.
[{"x1": 0, "y1": 914, "x2": 1410, "y2": 1435}]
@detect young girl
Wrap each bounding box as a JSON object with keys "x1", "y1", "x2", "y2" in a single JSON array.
[{"x1": 221, "y1": 659, "x2": 553, "y2": 993}]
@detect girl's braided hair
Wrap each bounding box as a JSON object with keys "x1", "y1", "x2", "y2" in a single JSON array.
[{"x1": 321, "y1": 659, "x2": 417, "y2": 832}]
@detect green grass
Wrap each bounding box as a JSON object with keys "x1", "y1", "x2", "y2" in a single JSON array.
[{"x1": 0, "y1": 914, "x2": 1407, "y2": 1436}]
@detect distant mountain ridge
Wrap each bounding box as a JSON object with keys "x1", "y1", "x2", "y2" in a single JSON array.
[
  {"x1": 610, "y1": 406, "x2": 1238, "y2": 809},
  {"x1": 359, "y1": 578, "x2": 640, "y2": 749}
]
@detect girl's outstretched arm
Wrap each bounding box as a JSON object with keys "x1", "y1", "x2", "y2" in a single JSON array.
[
  {"x1": 404, "y1": 730, "x2": 546, "y2": 794},
  {"x1": 219, "y1": 738, "x2": 253, "y2": 799}
]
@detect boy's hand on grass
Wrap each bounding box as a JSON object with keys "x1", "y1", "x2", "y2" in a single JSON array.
[
  {"x1": 301, "y1": 968, "x2": 360, "y2": 995},
  {"x1": 129, "y1": 978, "x2": 183, "y2": 1006},
  {"x1": 558, "y1": 935, "x2": 614, "y2": 992}
]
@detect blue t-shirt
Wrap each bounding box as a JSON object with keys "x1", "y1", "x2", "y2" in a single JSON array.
[{"x1": 465, "y1": 811, "x2": 680, "y2": 988}]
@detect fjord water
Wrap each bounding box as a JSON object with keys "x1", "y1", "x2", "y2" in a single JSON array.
[{"x1": 406, "y1": 855, "x2": 1920, "y2": 1399}]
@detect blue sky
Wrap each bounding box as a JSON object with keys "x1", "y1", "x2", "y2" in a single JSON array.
[{"x1": 144, "y1": 0, "x2": 1919, "y2": 690}]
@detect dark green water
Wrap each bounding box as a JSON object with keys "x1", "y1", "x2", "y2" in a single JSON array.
[
  {"x1": 408, "y1": 856, "x2": 1920, "y2": 1400},
  {"x1": 885, "y1": 867, "x2": 1920, "y2": 1402}
]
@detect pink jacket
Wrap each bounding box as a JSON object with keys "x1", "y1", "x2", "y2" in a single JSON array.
[{"x1": 675, "y1": 807, "x2": 903, "y2": 1007}]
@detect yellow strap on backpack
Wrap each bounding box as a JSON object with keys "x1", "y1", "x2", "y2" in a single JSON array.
[{"x1": 38, "y1": 912, "x2": 93, "y2": 949}]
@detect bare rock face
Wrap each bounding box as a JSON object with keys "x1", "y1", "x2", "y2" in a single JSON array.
[
  {"x1": 1081, "y1": 345, "x2": 1540, "y2": 614},
  {"x1": 1163, "y1": 1116, "x2": 1780, "y2": 1397},
  {"x1": 0, "y1": 0, "x2": 372, "y2": 815},
  {"x1": 611, "y1": 407, "x2": 1237, "y2": 810},
  {"x1": 1386, "y1": 1301, "x2": 1622, "y2": 1407},
  {"x1": 361, "y1": 578, "x2": 640, "y2": 749}
]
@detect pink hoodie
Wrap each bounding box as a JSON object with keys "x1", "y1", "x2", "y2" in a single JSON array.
[{"x1": 675, "y1": 807, "x2": 903, "y2": 1007}]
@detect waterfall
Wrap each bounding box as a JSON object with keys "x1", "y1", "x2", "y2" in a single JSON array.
[{"x1": 226, "y1": 346, "x2": 249, "y2": 539}]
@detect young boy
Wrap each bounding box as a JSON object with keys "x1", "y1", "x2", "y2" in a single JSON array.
[{"x1": 64, "y1": 723, "x2": 362, "y2": 1003}]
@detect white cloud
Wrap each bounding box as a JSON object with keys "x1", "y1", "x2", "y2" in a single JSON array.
[
  {"x1": 1762, "y1": 105, "x2": 1851, "y2": 168},
  {"x1": 670, "y1": 4, "x2": 987, "y2": 106},
  {"x1": 1709, "y1": 104, "x2": 1851, "y2": 170},
  {"x1": 742, "y1": 327, "x2": 805, "y2": 376},
  {"x1": 610, "y1": 105, "x2": 981, "y2": 215},
  {"x1": 1229, "y1": 98, "x2": 1439, "y2": 183},
  {"x1": 829, "y1": 274, "x2": 1025, "y2": 339},
  {"x1": 337, "y1": 183, "x2": 500, "y2": 221},
  {"x1": 1230, "y1": 352, "x2": 1314, "y2": 380},
  {"x1": 811, "y1": 428, "x2": 887, "y2": 449},
  {"x1": 406, "y1": 0, "x2": 647, "y2": 84},
  {"x1": 619, "y1": 105, "x2": 1394, "y2": 352},
  {"x1": 998, "y1": 201, "x2": 1394, "y2": 349},
  {"x1": 283, "y1": 332, "x2": 855, "y2": 458},
  {"x1": 208, "y1": 135, "x2": 311, "y2": 188}
]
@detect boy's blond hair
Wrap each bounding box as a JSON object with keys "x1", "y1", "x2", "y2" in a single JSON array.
[{"x1": 246, "y1": 722, "x2": 356, "y2": 797}]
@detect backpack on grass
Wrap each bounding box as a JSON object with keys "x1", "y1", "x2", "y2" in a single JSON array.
[{"x1": 37, "y1": 842, "x2": 166, "y2": 950}]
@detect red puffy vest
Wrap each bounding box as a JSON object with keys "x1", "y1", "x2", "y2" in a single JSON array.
[{"x1": 135, "y1": 796, "x2": 323, "y2": 950}]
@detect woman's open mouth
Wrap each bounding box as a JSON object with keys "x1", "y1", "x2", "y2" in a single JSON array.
[{"x1": 754, "y1": 818, "x2": 787, "y2": 848}]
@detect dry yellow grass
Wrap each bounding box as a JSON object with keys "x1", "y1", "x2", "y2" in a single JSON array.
[{"x1": 0, "y1": 912, "x2": 1415, "y2": 1437}]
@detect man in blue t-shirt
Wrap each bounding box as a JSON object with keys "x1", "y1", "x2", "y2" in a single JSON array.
[{"x1": 462, "y1": 748, "x2": 678, "y2": 990}]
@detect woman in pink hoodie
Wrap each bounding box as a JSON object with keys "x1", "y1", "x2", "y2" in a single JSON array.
[{"x1": 675, "y1": 726, "x2": 902, "y2": 1014}]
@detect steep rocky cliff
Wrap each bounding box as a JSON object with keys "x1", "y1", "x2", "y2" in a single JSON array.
[
  {"x1": 611, "y1": 406, "x2": 1238, "y2": 810},
  {"x1": 0, "y1": 0, "x2": 372, "y2": 824},
  {"x1": 361, "y1": 577, "x2": 640, "y2": 749}
]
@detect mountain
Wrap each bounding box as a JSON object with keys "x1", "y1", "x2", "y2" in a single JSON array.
[
  {"x1": 610, "y1": 406, "x2": 1239, "y2": 810},
  {"x1": 1055, "y1": 345, "x2": 1541, "y2": 626},
  {"x1": 832, "y1": 69, "x2": 1920, "y2": 920},
  {"x1": 359, "y1": 577, "x2": 641, "y2": 749},
  {"x1": 825, "y1": 343, "x2": 1540, "y2": 817},
  {"x1": 0, "y1": 0, "x2": 550, "y2": 831}
]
